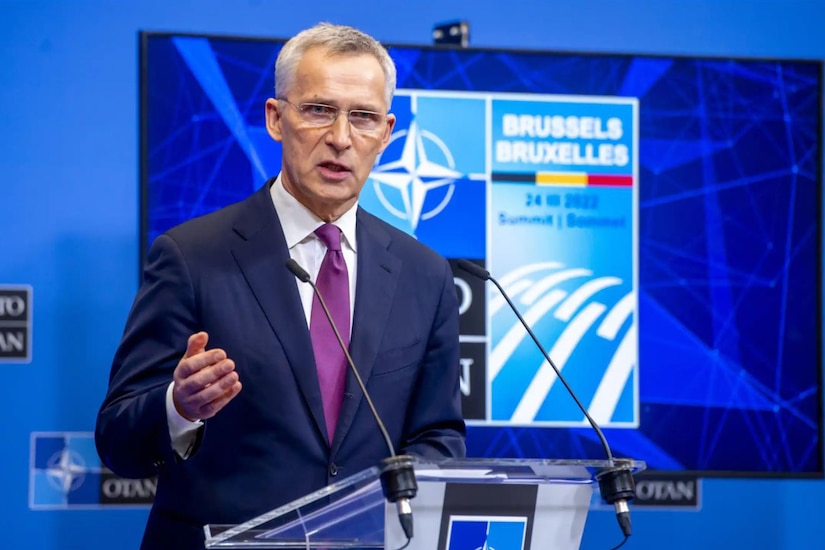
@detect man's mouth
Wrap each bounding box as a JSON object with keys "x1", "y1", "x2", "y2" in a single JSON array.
[{"x1": 319, "y1": 162, "x2": 349, "y2": 172}]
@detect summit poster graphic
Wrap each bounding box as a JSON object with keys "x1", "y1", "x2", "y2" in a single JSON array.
[
  {"x1": 363, "y1": 90, "x2": 638, "y2": 428},
  {"x1": 488, "y1": 96, "x2": 639, "y2": 427}
]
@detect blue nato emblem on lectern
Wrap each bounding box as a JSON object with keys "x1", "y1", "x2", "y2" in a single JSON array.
[{"x1": 446, "y1": 516, "x2": 528, "y2": 550}]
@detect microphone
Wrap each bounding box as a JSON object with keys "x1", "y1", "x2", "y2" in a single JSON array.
[
  {"x1": 286, "y1": 259, "x2": 418, "y2": 542},
  {"x1": 457, "y1": 260, "x2": 636, "y2": 542}
]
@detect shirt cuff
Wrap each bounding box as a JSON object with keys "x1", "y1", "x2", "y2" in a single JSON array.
[{"x1": 166, "y1": 381, "x2": 203, "y2": 459}]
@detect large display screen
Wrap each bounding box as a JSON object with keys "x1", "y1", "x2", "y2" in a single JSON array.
[{"x1": 140, "y1": 32, "x2": 823, "y2": 476}]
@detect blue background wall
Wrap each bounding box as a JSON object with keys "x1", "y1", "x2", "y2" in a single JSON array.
[{"x1": 1, "y1": 1, "x2": 823, "y2": 548}]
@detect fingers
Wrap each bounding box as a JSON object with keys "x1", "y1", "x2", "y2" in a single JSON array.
[
  {"x1": 184, "y1": 332, "x2": 208, "y2": 357},
  {"x1": 194, "y1": 378, "x2": 243, "y2": 420},
  {"x1": 187, "y1": 360, "x2": 238, "y2": 404},
  {"x1": 173, "y1": 332, "x2": 242, "y2": 421},
  {"x1": 176, "y1": 348, "x2": 228, "y2": 380},
  {"x1": 174, "y1": 358, "x2": 241, "y2": 421}
]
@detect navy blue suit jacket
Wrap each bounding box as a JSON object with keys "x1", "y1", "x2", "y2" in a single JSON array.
[{"x1": 95, "y1": 179, "x2": 466, "y2": 549}]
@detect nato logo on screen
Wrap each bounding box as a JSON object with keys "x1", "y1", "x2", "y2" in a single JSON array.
[
  {"x1": 360, "y1": 91, "x2": 487, "y2": 259},
  {"x1": 30, "y1": 432, "x2": 156, "y2": 509},
  {"x1": 445, "y1": 516, "x2": 528, "y2": 550}
]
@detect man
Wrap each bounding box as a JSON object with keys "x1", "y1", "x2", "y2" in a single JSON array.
[{"x1": 96, "y1": 22, "x2": 466, "y2": 550}]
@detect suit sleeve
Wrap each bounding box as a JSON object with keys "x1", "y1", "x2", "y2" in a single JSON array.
[
  {"x1": 400, "y1": 258, "x2": 467, "y2": 458},
  {"x1": 95, "y1": 234, "x2": 202, "y2": 478}
]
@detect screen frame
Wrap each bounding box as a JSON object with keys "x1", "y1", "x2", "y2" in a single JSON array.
[{"x1": 137, "y1": 30, "x2": 824, "y2": 479}]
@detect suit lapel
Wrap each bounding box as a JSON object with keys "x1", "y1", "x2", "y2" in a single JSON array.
[
  {"x1": 332, "y1": 210, "x2": 401, "y2": 452},
  {"x1": 230, "y1": 182, "x2": 328, "y2": 444}
]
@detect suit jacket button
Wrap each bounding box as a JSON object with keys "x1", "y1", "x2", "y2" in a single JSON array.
[{"x1": 329, "y1": 463, "x2": 339, "y2": 477}]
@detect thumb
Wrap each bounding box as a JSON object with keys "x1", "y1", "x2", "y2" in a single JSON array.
[{"x1": 183, "y1": 331, "x2": 209, "y2": 359}]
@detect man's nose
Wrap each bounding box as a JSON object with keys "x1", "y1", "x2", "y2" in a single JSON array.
[{"x1": 325, "y1": 112, "x2": 353, "y2": 149}]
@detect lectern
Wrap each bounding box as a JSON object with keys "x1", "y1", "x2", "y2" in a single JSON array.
[{"x1": 204, "y1": 457, "x2": 645, "y2": 549}]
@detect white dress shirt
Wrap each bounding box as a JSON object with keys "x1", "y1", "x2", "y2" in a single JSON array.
[{"x1": 166, "y1": 175, "x2": 359, "y2": 457}]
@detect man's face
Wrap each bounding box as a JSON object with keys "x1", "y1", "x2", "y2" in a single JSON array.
[{"x1": 265, "y1": 47, "x2": 396, "y2": 221}]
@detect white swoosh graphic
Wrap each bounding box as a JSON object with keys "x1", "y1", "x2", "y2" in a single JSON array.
[
  {"x1": 589, "y1": 323, "x2": 637, "y2": 424},
  {"x1": 490, "y1": 289, "x2": 567, "y2": 381},
  {"x1": 511, "y1": 302, "x2": 606, "y2": 423}
]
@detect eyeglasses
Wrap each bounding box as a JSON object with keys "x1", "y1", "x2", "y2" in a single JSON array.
[{"x1": 278, "y1": 98, "x2": 387, "y2": 133}]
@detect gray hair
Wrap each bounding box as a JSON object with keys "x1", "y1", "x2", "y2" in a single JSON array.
[{"x1": 275, "y1": 22, "x2": 397, "y2": 108}]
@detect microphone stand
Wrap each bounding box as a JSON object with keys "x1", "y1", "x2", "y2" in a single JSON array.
[{"x1": 286, "y1": 259, "x2": 418, "y2": 542}]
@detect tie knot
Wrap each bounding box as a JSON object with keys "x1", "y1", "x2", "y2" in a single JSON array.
[{"x1": 315, "y1": 223, "x2": 342, "y2": 251}]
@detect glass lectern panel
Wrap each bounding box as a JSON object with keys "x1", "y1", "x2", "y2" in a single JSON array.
[{"x1": 204, "y1": 457, "x2": 645, "y2": 549}]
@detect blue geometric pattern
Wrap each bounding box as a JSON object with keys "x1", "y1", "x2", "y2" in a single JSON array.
[{"x1": 141, "y1": 34, "x2": 821, "y2": 475}]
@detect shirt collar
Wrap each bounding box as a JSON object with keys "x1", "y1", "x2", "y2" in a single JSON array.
[{"x1": 269, "y1": 174, "x2": 358, "y2": 252}]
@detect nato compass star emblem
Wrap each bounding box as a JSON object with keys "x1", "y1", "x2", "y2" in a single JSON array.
[
  {"x1": 46, "y1": 448, "x2": 87, "y2": 494},
  {"x1": 369, "y1": 120, "x2": 464, "y2": 231}
]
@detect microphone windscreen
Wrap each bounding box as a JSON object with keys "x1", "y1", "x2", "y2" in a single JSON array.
[
  {"x1": 457, "y1": 259, "x2": 491, "y2": 281},
  {"x1": 285, "y1": 259, "x2": 311, "y2": 283}
]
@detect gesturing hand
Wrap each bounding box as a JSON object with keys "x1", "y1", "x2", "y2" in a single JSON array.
[{"x1": 172, "y1": 332, "x2": 242, "y2": 422}]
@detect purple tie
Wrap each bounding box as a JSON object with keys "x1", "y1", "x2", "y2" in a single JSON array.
[{"x1": 310, "y1": 223, "x2": 350, "y2": 444}]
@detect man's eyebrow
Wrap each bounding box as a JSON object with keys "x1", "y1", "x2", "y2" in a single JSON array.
[
  {"x1": 348, "y1": 103, "x2": 384, "y2": 112},
  {"x1": 304, "y1": 97, "x2": 383, "y2": 112}
]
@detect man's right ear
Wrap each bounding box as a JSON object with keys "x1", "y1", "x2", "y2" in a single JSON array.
[{"x1": 265, "y1": 98, "x2": 283, "y2": 142}]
